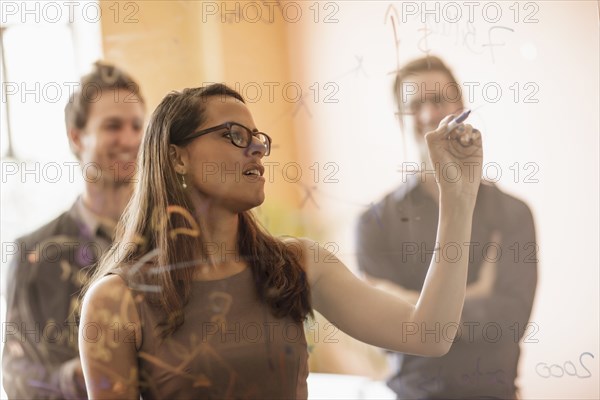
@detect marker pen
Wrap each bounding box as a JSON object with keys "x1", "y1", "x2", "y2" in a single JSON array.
[{"x1": 445, "y1": 109, "x2": 471, "y2": 133}]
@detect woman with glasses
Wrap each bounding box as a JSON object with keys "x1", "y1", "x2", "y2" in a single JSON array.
[{"x1": 78, "y1": 83, "x2": 483, "y2": 399}]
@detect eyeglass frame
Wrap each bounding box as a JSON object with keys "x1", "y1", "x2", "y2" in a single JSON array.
[{"x1": 180, "y1": 122, "x2": 272, "y2": 156}]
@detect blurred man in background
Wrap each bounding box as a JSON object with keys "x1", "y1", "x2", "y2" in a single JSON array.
[
  {"x1": 2, "y1": 62, "x2": 145, "y2": 398},
  {"x1": 356, "y1": 55, "x2": 538, "y2": 399}
]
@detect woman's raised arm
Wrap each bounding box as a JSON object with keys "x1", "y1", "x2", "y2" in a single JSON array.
[{"x1": 299, "y1": 115, "x2": 482, "y2": 356}]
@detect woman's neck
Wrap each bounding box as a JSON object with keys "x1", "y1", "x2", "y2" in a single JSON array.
[{"x1": 193, "y1": 203, "x2": 241, "y2": 269}]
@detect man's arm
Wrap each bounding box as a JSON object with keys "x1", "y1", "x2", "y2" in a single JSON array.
[
  {"x1": 2, "y1": 242, "x2": 87, "y2": 399},
  {"x1": 459, "y1": 199, "x2": 538, "y2": 343},
  {"x1": 364, "y1": 232, "x2": 499, "y2": 305}
]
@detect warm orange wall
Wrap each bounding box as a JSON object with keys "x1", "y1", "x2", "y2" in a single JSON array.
[
  {"x1": 99, "y1": 0, "x2": 305, "y2": 235},
  {"x1": 99, "y1": 1, "x2": 207, "y2": 110}
]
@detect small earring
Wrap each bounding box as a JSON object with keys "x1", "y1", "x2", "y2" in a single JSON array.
[{"x1": 180, "y1": 174, "x2": 187, "y2": 189}]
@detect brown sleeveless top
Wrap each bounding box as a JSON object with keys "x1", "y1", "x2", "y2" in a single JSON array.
[{"x1": 121, "y1": 267, "x2": 309, "y2": 399}]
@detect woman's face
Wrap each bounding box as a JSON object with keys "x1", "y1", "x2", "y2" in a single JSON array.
[{"x1": 179, "y1": 96, "x2": 267, "y2": 213}]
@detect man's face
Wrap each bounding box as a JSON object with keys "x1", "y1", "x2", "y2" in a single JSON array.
[
  {"x1": 401, "y1": 70, "x2": 464, "y2": 139},
  {"x1": 77, "y1": 88, "x2": 145, "y2": 186}
]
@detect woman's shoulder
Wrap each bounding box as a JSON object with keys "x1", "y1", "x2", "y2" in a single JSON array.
[
  {"x1": 85, "y1": 257, "x2": 155, "y2": 307},
  {"x1": 81, "y1": 273, "x2": 143, "y2": 350},
  {"x1": 278, "y1": 235, "x2": 318, "y2": 258},
  {"x1": 83, "y1": 273, "x2": 134, "y2": 306},
  {"x1": 100, "y1": 258, "x2": 156, "y2": 287},
  {"x1": 278, "y1": 236, "x2": 337, "y2": 285}
]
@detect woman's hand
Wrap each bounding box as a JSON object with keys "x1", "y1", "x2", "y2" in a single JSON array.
[{"x1": 425, "y1": 114, "x2": 483, "y2": 203}]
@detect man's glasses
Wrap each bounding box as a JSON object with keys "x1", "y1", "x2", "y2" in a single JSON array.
[{"x1": 183, "y1": 122, "x2": 272, "y2": 156}]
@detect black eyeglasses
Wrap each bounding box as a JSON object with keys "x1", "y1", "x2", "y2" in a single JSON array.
[{"x1": 183, "y1": 122, "x2": 272, "y2": 156}]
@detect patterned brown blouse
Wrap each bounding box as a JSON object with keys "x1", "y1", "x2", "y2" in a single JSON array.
[{"x1": 119, "y1": 267, "x2": 309, "y2": 399}]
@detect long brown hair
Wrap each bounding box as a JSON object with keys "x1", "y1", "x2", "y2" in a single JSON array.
[{"x1": 84, "y1": 84, "x2": 312, "y2": 338}]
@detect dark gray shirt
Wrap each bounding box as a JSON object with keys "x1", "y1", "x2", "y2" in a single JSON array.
[{"x1": 356, "y1": 181, "x2": 537, "y2": 399}]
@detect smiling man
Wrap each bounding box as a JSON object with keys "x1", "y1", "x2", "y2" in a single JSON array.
[{"x1": 2, "y1": 62, "x2": 145, "y2": 399}]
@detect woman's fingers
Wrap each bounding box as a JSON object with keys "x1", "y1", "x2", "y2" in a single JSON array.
[
  {"x1": 425, "y1": 113, "x2": 483, "y2": 165},
  {"x1": 456, "y1": 123, "x2": 473, "y2": 146},
  {"x1": 459, "y1": 127, "x2": 482, "y2": 148},
  {"x1": 425, "y1": 114, "x2": 456, "y2": 143},
  {"x1": 446, "y1": 123, "x2": 482, "y2": 148}
]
